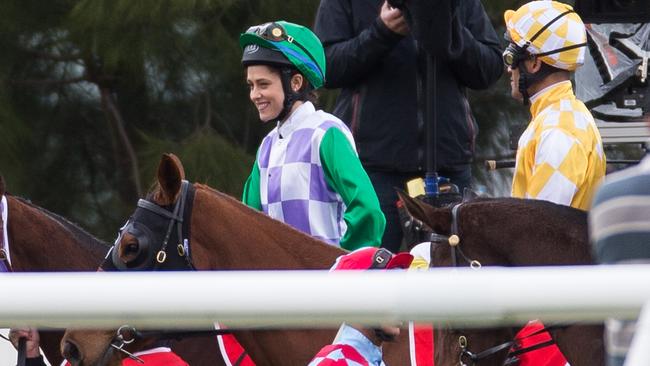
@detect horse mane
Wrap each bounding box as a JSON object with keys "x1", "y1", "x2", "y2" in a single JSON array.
[
  {"x1": 10, "y1": 194, "x2": 109, "y2": 257},
  {"x1": 193, "y1": 183, "x2": 345, "y2": 268}
]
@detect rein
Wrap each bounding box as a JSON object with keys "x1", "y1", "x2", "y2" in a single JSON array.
[
  {"x1": 0, "y1": 334, "x2": 27, "y2": 366},
  {"x1": 108, "y1": 325, "x2": 240, "y2": 365},
  {"x1": 457, "y1": 324, "x2": 566, "y2": 366}
]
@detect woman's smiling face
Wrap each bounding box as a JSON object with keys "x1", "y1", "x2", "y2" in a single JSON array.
[{"x1": 247, "y1": 65, "x2": 284, "y2": 123}]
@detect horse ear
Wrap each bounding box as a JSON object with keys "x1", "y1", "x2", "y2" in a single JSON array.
[
  {"x1": 396, "y1": 190, "x2": 451, "y2": 234},
  {"x1": 396, "y1": 189, "x2": 432, "y2": 224},
  {"x1": 462, "y1": 188, "x2": 478, "y2": 202},
  {"x1": 156, "y1": 153, "x2": 186, "y2": 203}
]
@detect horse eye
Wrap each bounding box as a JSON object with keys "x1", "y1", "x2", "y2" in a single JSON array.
[{"x1": 124, "y1": 243, "x2": 139, "y2": 254}]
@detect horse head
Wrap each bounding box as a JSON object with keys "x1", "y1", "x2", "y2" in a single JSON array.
[
  {"x1": 61, "y1": 154, "x2": 196, "y2": 365},
  {"x1": 62, "y1": 153, "x2": 391, "y2": 366},
  {"x1": 397, "y1": 191, "x2": 604, "y2": 365}
]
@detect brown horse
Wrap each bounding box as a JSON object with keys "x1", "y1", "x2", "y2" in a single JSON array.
[
  {"x1": 397, "y1": 191, "x2": 605, "y2": 366},
  {"x1": 61, "y1": 154, "x2": 411, "y2": 366},
  {"x1": 0, "y1": 176, "x2": 229, "y2": 366}
]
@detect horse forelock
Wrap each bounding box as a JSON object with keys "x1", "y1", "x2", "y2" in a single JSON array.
[{"x1": 0, "y1": 175, "x2": 5, "y2": 196}]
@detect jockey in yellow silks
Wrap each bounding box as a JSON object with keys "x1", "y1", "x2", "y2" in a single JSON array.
[{"x1": 505, "y1": 1, "x2": 605, "y2": 210}]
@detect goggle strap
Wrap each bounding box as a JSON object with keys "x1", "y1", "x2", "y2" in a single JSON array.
[
  {"x1": 536, "y1": 42, "x2": 587, "y2": 57},
  {"x1": 529, "y1": 9, "x2": 575, "y2": 43}
]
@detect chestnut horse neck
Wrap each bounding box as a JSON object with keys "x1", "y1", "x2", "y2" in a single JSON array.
[
  {"x1": 187, "y1": 185, "x2": 381, "y2": 366},
  {"x1": 6, "y1": 195, "x2": 109, "y2": 272},
  {"x1": 189, "y1": 184, "x2": 345, "y2": 270},
  {"x1": 4, "y1": 195, "x2": 110, "y2": 366}
]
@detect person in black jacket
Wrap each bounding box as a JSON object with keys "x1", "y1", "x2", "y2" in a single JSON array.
[{"x1": 314, "y1": 0, "x2": 503, "y2": 252}]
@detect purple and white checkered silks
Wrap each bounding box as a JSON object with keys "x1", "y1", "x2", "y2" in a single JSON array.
[
  {"x1": 0, "y1": 196, "x2": 9, "y2": 272},
  {"x1": 258, "y1": 102, "x2": 356, "y2": 246}
]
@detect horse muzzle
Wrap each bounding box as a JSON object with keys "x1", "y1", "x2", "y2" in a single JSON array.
[{"x1": 61, "y1": 339, "x2": 83, "y2": 366}]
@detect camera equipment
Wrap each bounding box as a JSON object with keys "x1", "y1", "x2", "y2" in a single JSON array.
[{"x1": 576, "y1": 0, "x2": 650, "y2": 23}]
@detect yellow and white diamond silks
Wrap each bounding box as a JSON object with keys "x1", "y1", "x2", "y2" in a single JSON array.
[
  {"x1": 512, "y1": 81, "x2": 606, "y2": 210},
  {"x1": 504, "y1": 1, "x2": 586, "y2": 71}
]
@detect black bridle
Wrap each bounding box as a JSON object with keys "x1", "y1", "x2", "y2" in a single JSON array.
[
  {"x1": 424, "y1": 203, "x2": 481, "y2": 270},
  {"x1": 102, "y1": 180, "x2": 196, "y2": 272},
  {"x1": 97, "y1": 181, "x2": 245, "y2": 364}
]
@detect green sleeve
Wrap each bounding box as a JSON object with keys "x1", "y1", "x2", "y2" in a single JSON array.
[
  {"x1": 242, "y1": 159, "x2": 262, "y2": 210},
  {"x1": 320, "y1": 128, "x2": 386, "y2": 250}
]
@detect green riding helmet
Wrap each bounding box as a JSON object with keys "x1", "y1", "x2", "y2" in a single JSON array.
[{"x1": 240, "y1": 21, "x2": 326, "y2": 89}]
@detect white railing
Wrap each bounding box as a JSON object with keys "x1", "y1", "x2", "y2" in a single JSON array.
[
  {"x1": 624, "y1": 300, "x2": 650, "y2": 365},
  {"x1": 0, "y1": 265, "x2": 647, "y2": 330}
]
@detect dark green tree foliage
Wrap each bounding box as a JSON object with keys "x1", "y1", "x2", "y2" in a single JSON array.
[
  {"x1": 0, "y1": 0, "x2": 528, "y2": 240},
  {"x1": 0, "y1": 0, "x2": 320, "y2": 239}
]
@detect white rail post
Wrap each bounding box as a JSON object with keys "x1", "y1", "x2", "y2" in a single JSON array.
[{"x1": 623, "y1": 300, "x2": 650, "y2": 366}]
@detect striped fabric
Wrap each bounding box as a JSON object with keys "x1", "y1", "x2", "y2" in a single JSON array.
[
  {"x1": 257, "y1": 101, "x2": 355, "y2": 245},
  {"x1": 589, "y1": 157, "x2": 650, "y2": 366},
  {"x1": 589, "y1": 155, "x2": 650, "y2": 263},
  {"x1": 512, "y1": 81, "x2": 606, "y2": 210},
  {"x1": 504, "y1": 1, "x2": 586, "y2": 70},
  {"x1": 215, "y1": 323, "x2": 255, "y2": 366},
  {"x1": 62, "y1": 347, "x2": 189, "y2": 366},
  {"x1": 0, "y1": 195, "x2": 9, "y2": 272},
  {"x1": 408, "y1": 242, "x2": 435, "y2": 366}
]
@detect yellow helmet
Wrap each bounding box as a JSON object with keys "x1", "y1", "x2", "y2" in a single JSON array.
[{"x1": 504, "y1": 1, "x2": 587, "y2": 71}]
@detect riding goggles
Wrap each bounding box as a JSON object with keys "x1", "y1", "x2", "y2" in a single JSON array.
[
  {"x1": 502, "y1": 31, "x2": 529, "y2": 69},
  {"x1": 245, "y1": 22, "x2": 320, "y2": 70}
]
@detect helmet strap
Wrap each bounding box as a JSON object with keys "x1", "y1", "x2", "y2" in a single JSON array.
[
  {"x1": 517, "y1": 59, "x2": 556, "y2": 106},
  {"x1": 272, "y1": 68, "x2": 309, "y2": 124}
]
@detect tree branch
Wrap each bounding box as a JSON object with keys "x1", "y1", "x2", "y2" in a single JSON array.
[{"x1": 100, "y1": 87, "x2": 143, "y2": 197}]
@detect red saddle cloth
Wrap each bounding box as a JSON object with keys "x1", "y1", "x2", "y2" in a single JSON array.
[
  {"x1": 63, "y1": 347, "x2": 190, "y2": 366},
  {"x1": 217, "y1": 333, "x2": 255, "y2": 366},
  {"x1": 509, "y1": 321, "x2": 569, "y2": 366},
  {"x1": 410, "y1": 322, "x2": 435, "y2": 366}
]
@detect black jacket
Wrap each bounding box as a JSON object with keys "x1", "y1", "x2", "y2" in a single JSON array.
[{"x1": 314, "y1": 0, "x2": 503, "y2": 172}]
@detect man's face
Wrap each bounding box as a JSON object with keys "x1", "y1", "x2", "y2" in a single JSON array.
[{"x1": 508, "y1": 65, "x2": 523, "y2": 102}]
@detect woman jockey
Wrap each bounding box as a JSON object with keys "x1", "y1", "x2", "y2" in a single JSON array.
[{"x1": 240, "y1": 20, "x2": 386, "y2": 251}]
